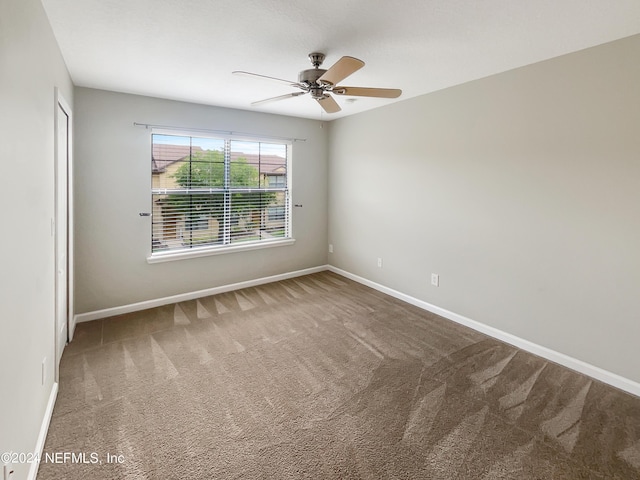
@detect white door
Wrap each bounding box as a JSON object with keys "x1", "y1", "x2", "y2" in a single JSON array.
[{"x1": 55, "y1": 98, "x2": 70, "y2": 374}]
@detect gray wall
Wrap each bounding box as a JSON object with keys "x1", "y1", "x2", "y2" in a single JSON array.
[
  {"x1": 0, "y1": 0, "x2": 74, "y2": 477},
  {"x1": 328, "y1": 35, "x2": 640, "y2": 383},
  {"x1": 73, "y1": 88, "x2": 328, "y2": 314}
]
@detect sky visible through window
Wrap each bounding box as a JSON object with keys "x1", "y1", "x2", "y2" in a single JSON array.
[{"x1": 153, "y1": 134, "x2": 287, "y2": 158}]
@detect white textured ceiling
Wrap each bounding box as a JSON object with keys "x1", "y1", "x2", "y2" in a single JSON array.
[{"x1": 41, "y1": 0, "x2": 640, "y2": 120}]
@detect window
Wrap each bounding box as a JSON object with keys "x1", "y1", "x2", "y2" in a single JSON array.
[
  {"x1": 268, "y1": 206, "x2": 286, "y2": 221},
  {"x1": 151, "y1": 133, "x2": 291, "y2": 257},
  {"x1": 266, "y1": 174, "x2": 286, "y2": 188}
]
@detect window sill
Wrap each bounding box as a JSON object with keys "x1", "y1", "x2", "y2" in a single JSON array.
[{"x1": 147, "y1": 238, "x2": 296, "y2": 264}]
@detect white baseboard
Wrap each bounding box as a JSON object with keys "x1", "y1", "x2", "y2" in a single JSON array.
[
  {"x1": 28, "y1": 382, "x2": 58, "y2": 480},
  {"x1": 328, "y1": 266, "x2": 640, "y2": 398},
  {"x1": 74, "y1": 265, "x2": 329, "y2": 324}
]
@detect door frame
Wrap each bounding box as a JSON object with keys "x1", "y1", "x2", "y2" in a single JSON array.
[{"x1": 54, "y1": 88, "x2": 74, "y2": 381}]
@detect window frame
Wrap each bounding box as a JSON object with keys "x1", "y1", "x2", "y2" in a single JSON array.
[{"x1": 147, "y1": 129, "x2": 295, "y2": 263}]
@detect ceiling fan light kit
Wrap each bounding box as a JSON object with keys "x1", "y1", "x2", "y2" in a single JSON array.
[{"x1": 233, "y1": 52, "x2": 402, "y2": 114}]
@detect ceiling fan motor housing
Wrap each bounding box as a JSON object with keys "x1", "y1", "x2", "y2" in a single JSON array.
[
  {"x1": 298, "y1": 68, "x2": 329, "y2": 98},
  {"x1": 299, "y1": 68, "x2": 327, "y2": 85}
]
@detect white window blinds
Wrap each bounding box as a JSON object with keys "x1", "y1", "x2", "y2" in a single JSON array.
[{"x1": 151, "y1": 133, "x2": 290, "y2": 255}]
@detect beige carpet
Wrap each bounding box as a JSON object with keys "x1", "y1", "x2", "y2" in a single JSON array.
[{"x1": 38, "y1": 271, "x2": 640, "y2": 479}]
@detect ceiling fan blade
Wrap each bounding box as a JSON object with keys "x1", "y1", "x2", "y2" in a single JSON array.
[
  {"x1": 316, "y1": 94, "x2": 341, "y2": 114},
  {"x1": 333, "y1": 86, "x2": 402, "y2": 98},
  {"x1": 251, "y1": 91, "x2": 307, "y2": 106},
  {"x1": 318, "y1": 56, "x2": 365, "y2": 86},
  {"x1": 233, "y1": 71, "x2": 303, "y2": 88}
]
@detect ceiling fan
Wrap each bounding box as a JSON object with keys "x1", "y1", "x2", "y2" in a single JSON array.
[{"x1": 233, "y1": 52, "x2": 402, "y2": 114}]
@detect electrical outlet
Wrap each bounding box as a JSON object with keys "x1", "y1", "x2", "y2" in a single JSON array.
[
  {"x1": 431, "y1": 273, "x2": 439, "y2": 287},
  {"x1": 377, "y1": 258, "x2": 383, "y2": 268},
  {"x1": 328, "y1": 244, "x2": 333, "y2": 253}
]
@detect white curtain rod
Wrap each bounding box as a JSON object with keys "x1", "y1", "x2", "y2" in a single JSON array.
[{"x1": 133, "y1": 122, "x2": 306, "y2": 142}]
